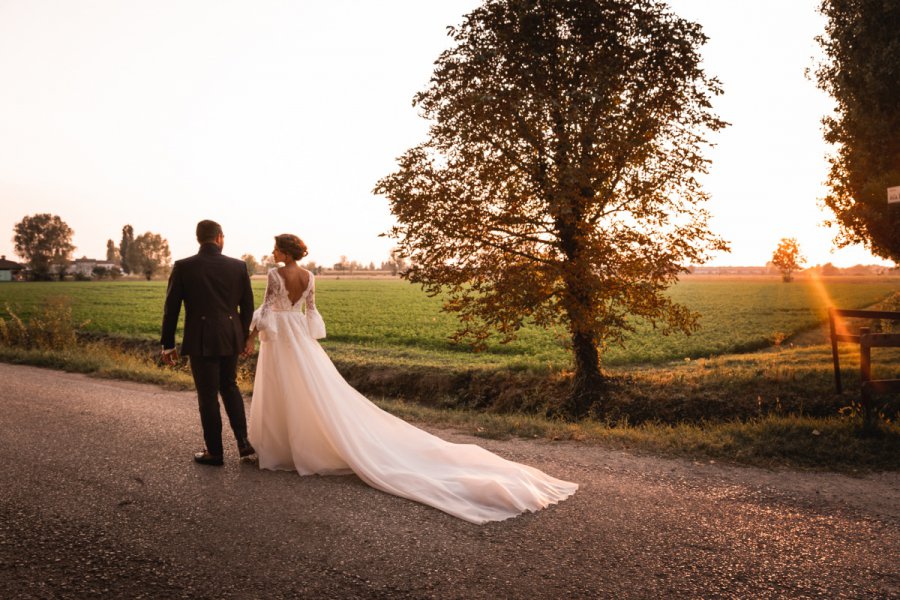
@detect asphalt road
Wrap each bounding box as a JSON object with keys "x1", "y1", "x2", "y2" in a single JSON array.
[{"x1": 0, "y1": 362, "x2": 898, "y2": 599}]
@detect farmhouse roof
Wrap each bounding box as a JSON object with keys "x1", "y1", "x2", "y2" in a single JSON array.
[{"x1": 0, "y1": 255, "x2": 23, "y2": 270}]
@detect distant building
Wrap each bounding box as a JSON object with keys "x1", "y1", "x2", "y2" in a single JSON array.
[
  {"x1": 69, "y1": 257, "x2": 116, "y2": 277},
  {"x1": 0, "y1": 255, "x2": 24, "y2": 282}
]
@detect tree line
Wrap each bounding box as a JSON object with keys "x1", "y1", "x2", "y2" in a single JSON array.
[
  {"x1": 11, "y1": 214, "x2": 407, "y2": 281},
  {"x1": 239, "y1": 253, "x2": 408, "y2": 277},
  {"x1": 12, "y1": 215, "x2": 171, "y2": 281}
]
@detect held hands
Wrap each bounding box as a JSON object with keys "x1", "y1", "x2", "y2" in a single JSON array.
[{"x1": 241, "y1": 335, "x2": 257, "y2": 359}]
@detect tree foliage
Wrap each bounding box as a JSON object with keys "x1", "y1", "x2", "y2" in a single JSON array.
[
  {"x1": 387, "y1": 248, "x2": 408, "y2": 276},
  {"x1": 815, "y1": 0, "x2": 900, "y2": 263},
  {"x1": 119, "y1": 225, "x2": 135, "y2": 274},
  {"x1": 260, "y1": 254, "x2": 277, "y2": 271},
  {"x1": 106, "y1": 239, "x2": 118, "y2": 265},
  {"x1": 13, "y1": 213, "x2": 75, "y2": 280},
  {"x1": 771, "y1": 237, "x2": 805, "y2": 283},
  {"x1": 242, "y1": 253, "x2": 259, "y2": 276},
  {"x1": 127, "y1": 232, "x2": 171, "y2": 280},
  {"x1": 374, "y1": 0, "x2": 727, "y2": 417}
]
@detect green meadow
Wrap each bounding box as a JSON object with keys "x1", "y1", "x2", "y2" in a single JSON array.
[{"x1": 2, "y1": 276, "x2": 899, "y2": 371}]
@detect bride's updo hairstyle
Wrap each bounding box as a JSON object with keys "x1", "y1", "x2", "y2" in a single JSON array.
[{"x1": 274, "y1": 234, "x2": 308, "y2": 261}]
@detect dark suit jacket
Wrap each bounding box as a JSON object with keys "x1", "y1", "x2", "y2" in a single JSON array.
[{"x1": 160, "y1": 243, "x2": 254, "y2": 356}]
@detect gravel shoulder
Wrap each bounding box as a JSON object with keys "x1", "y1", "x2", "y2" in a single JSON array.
[{"x1": 1, "y1": 363, "x2": 897, "y2": 598}]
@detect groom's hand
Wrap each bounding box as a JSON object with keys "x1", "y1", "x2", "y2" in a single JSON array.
[{"x1": 160, "y1": 347, "x2": 178, "y2": 366}]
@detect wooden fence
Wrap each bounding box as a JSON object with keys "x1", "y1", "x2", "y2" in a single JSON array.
[{"x1": 828, "y1": 307, "x2": 900, "y2": 423}]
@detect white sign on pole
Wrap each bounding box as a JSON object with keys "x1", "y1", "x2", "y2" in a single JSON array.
[{"x1": 889, "y1": 186, "x2": 900, "y2": 204}]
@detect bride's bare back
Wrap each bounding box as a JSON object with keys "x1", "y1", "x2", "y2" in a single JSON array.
[{"x1": 277, "y1": 265, "x2": 310, "y2": 305}]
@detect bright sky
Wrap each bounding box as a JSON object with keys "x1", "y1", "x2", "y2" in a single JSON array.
[{"x1": 0, "y1": 0, "x2": 891, "y2": 268}]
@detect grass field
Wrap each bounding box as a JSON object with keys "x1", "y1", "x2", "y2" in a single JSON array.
[{"x1": 1, "y1": 275, "x2": 899, "y2": 370}]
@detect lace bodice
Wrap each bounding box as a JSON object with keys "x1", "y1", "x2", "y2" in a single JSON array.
[
  {"x1": 251, "y1": 268, "x2": 326, "y2": 339},
  {"x1": 264, "y1": 268, "x2": 316, "y2": 311}
]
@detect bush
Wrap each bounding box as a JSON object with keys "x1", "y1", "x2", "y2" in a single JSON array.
[
  {"x1": 0, "y1": 306, "x2": 29, "y2": 347},
  {"x1": 0, "y1": 297, "x2": 81, "y2": 350}
]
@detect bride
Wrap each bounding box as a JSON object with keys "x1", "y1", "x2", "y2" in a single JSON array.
[{"x1": 243, "y1": 234, "x2": 577, "y2": 524}]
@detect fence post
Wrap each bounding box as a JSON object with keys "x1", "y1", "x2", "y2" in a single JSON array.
[
  {"x1": 828, "y1": 307, "x2": 842, "y2": 394},
  {"x1": 859, "y1": 327, "x2": 873, "y2": 430}
]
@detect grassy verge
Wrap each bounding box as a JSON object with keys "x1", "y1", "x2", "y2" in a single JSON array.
[
  {"x1": 0, "y1": 343, "x2": 199, "y2": 390},
  {"x1": 62, "y1": 331, "x2": 900, "y2": 423},
  {"x1": 376, "y1": 398, "x2": 900, "y2": 473},
  {"x1": 1, "y1": 341, "x2": 897, "y2": 472}
]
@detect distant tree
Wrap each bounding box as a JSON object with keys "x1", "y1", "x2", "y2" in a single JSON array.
[
  {"x1": 13, "y1": 213, "x2": 75, "y2": 280},
  {"x1": 241, "y1": 254, "x2": 259, "y2": 276},
  {"x1": 105, "y1": 239, "x2": 118, "y2": 265},
  {"x1": 368, "y1": 261, "x2": 376, "y2": 271},
  {"x1": 386, "y1": 248, "x2": 407, "y2": 277},
  {"x1": 821, "y1": 262, "x2": 841, "y2": 276},
  {"x1": 128, "y1": 232, "x2": 171, "y2": 280},
  {"x1": 260, "y1": 254, "x2": 277, "y2": 271},
  {"x1": 815, "y1": 0, "x2": 900, "y2": 263},
  {"x1": 374, "y1": 0, "x2": 727, "y2": 417},
  {"x1": 92, "y1": 266, "x2": 109, "y2": 280},
  {"x1": 119, "y1": 225, "x2": 135, "y2": 274},
  {"x1": 771, "y1": 238, "x2": 805, "y2": 282},
  {"x1": 304, "y1": 260, "x2": 319, "y2": 273}
]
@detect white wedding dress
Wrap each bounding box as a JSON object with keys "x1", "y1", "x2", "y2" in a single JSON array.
[{"x1": 248, "y1": 267, "x2": 577, "y2": 524}]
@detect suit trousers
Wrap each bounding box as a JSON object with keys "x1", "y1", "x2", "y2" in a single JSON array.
[{"x1": 188, "y1": 354, "x2": 248, "y2": 456}]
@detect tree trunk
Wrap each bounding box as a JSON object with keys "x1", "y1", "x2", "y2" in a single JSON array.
[
  {"x1": 553, "y1": 195, "x2": 606, "y2": 419},
  {"x1": 562, "y1": 329, "x2": 605, "y2": 419}
]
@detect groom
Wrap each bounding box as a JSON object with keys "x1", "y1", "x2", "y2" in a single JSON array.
[{"x1": 160, "y1": 220, "x2": 256, "y2": 466}]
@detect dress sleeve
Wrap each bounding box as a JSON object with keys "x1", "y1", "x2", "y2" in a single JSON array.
[
  {"x1": 250, "y1": 269, "x2": 280, "y2": 334},
  {"x1": 305, "y1": 275, "x2": 326, "y2": 339}
]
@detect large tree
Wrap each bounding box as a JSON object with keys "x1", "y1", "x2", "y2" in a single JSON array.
[
  {"x1": 13, "y1": 213, "x2": 75, "y2": 280},
  {"x1": 119, "y1": 225, "x2": 135, "y2": 274},
  {"x1": 375, "y1": 0, "x2": 727, "y2": 418},
  {"x1": 815, "y1": 0, "x2": 900, "y2": 263},
  {"x1": 127, "y1": 232, "x2": 171, "y2": 280}
]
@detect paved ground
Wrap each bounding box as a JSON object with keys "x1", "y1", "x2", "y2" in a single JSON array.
[{"x1": 0, "y1": 362, "x2": 897, "y2": 599}]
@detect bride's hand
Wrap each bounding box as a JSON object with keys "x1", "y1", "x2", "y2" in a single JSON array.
[{"x1": 241, "y1": 337, "x2": 255, "y2": 359}]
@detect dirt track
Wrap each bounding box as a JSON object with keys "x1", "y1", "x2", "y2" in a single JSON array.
[{"x1": 0, "y1": 363, "x2": 897, "y2": 598}]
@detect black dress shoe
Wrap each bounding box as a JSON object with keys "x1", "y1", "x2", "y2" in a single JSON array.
[
  {"x1": 238, "y1": 440, "x2": 256, "y2": 458},
  {"x1": 193, "y1": 451, "x2": 224, "y2": 466}
]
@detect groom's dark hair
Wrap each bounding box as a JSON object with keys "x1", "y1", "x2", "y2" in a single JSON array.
[{"x1": 196, "y1": 220, "x2": 223, "y2": 243}]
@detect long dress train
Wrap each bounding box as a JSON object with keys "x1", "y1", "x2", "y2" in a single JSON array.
[{"x1": 248, "y1": 268, "x2": 577, "y2": 524}]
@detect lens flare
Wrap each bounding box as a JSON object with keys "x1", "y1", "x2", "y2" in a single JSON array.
[{"x1": 809, "y1": 270, "x2": 849, "y2": 336}]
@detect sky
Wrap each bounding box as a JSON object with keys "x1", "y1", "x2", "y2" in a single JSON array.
[{"x1": 0, "y1": 0, "x2": 892, "y2": 269}]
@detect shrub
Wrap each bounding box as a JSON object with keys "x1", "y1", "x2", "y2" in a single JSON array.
[
  {"x1": 0, "y1": 297, "x2": 82, "y2": 350},
  {"x1": 0, "y1": 305, "x2": 29, "y2": 347}
]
